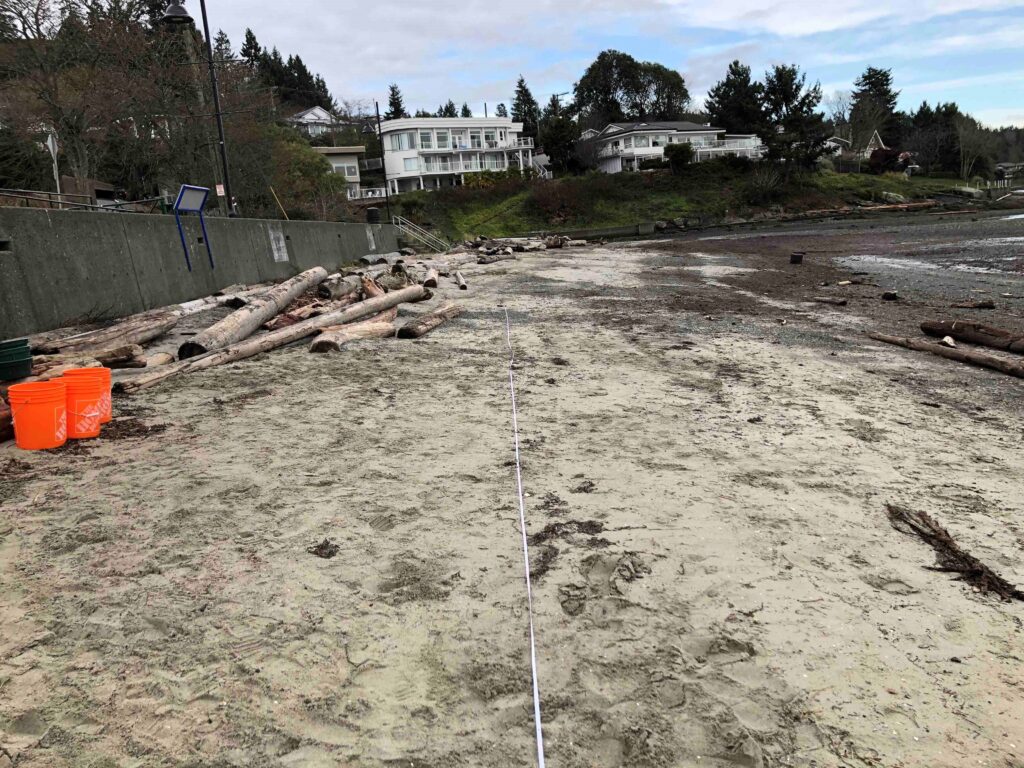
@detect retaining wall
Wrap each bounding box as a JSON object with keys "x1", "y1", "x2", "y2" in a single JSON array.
[{"x1": 0, "y1": 208, "x2": 397, "y2": 340}]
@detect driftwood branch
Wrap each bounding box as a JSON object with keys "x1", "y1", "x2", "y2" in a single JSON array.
[{"x1": 886, "y1": 504, "x2": 1023, "y2": 601}]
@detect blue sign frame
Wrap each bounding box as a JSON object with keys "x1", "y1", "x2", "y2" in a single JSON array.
[{"x1": 172, "y1": 184, "x2": 214, "y2": 271}]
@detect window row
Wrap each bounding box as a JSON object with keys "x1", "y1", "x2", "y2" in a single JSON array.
[{"x1": 390, "y1": 127, "x2": 509, "y2": 152}]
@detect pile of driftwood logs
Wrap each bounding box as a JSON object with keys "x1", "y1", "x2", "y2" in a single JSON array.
[{"x1": 870, "y1": 319, "x2": 1024, "y2": 379}]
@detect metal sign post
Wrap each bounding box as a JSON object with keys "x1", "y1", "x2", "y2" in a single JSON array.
[{"x1": 173, "y1": 184, "x2": 214, "y2": 272}]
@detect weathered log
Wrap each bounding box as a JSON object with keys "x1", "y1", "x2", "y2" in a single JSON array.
[
  {"x1": 116, "y1": 285, "x2": 427, "y2": 393},
  {"x1": 361, "y1": 276, "x2": 386, "y2": 299},
  {"x1": 179, "y1": 267, "x2": 328, "y2": 359},
  {"x1": 812, "y1": 297, "x2": 848, "y2": 306},
  {"x1": 145, "y1": 352, "x2": 175, "y2": 367},
  {"x1": 422, "y1": 267, "x2": 439, "y2": 288},
  {"x1": 32, "y1": 314, "x2": 178, "y2": 355},
  {"x1": 951, "y1": 300, "x2": 995, "y2": 309},
  {"x1": 316, "y1": 274, "x2": 362, "y2": 300},
  {"x1": 31, "y1": 344, "x2": 143, "y2": 374},
  {"x1": 454, "y1": 271, "x2": 467, "y2": 290},
  {"x1": 116, "y1": 356, "x2": 148, "y2": 369},
  {"x1": 478, "y1": 252, "x2": 518, "y2": 265},
  {"x1": 309, "y1": 318, "x2": 396, "y2": 353},
  {"x1": 869, "y1": 332, "x2": 1024, "y2": 379},
  {"x1": 397, "y1": 302, "x2": 464, "y2": 339},
  {"x1": 921, "y1": 320, "x2": 1024, "y2": 353}
]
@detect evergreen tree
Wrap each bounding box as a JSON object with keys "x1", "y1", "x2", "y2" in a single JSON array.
[
  {"x1": 511, "y1": 76, "x2": 539, "y2": 138},
  {"x1": 495, "y1": 103, "x2": 508, "y2": 117},
  {"x1": 437, "y1": 100, "x2": 458, "y2": 117},
  {"x1": 538, "y1": 94, "x2": 579, "y2": 173},
  {"x1": 460, "y1": 102, "x2": 472, "y2": 118},
  {"x1": 384, "y1": 84, "x2": 408, "y2": 120},
  {"x1": 240, "y1": 28, "x2": 261, "y2": 69},
  {"x1": 704, "y1": 60, "x2": 765, "y2": 134},
  {"x1": 573, "y1": 50, "x2": 688, "y2": 124},
  {"x1": 761, "y1": 64, "x2": 827, "y2": 171},
  {"x1": 212, "y1": 30, "x2": 232, "y2": 62},
  {"x1": 414, "y1": 109, "x2": 434, "y2": 118},
  {"x1": 850, "y1": 66, "x2": 900, "y2": 148}
]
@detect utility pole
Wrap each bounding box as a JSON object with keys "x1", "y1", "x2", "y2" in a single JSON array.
[{"x1": 375, "y1": 101, "x2": 392, "y2": 221}]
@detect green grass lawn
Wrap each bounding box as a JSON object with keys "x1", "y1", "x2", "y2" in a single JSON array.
[{"x1": 392, "y1": 163, "x2": 970, "y2": 240}]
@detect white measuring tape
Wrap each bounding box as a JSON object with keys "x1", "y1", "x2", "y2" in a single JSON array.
[{"x1": 504, "y1": 308, "x2": 547, "y2": 768}]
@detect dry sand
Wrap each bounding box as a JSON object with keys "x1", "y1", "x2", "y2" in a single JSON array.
[{"x1": 2, "y1": 214, "x2": 1024, "y2": 767}]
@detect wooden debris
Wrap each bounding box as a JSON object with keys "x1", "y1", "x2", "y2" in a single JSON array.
[
  {"x1": 397, "y1": 302, "x2": 464, "y2": 339},
  {"x1": 316, "y1": 274, "x2": 361, "y2": 300},
  {"x1": 886, "y1": 503, "x2": 1023, "y2": 601},
  {"x1": 179, "y1": 267, "x2": 328, "y2": 359},
  {"x1": 478, "y1": 252, "x2": 518, "y2": 265},
  {"x1": 116, "y1": 285, "x2": 427, "y2": 393},
  {"x1": 920, "y1": 320, "x2": 1024, "y2": 353},
  {"x1": 31, "y1": 344, "x2": 143, "y2": 374},
  {"x1": 422, "y1": 267, "x2": 439, "y2": 288},
  {"x1": 812, "y1": 297, "x2": 848, "y2": 306},
  {"x1": 454, "y1": 271, "x2": 467, "y2": 290},
  {"x1": 144, "y1": 352, "x2": 175, "y2": 367},
  {"x1": 881, "y1": 291, "x2": 899, "y2": 301},
  {"x1": 309, "y1": 318, "x2": 396, "y2": 353},
  {"x1": 869, "y1": 331, "x2": 1024, "y2": 379},
  {"x1": 31, "y1": 314, "x2": 178, "y2": 355},
  {"x1": 952, "y1": 300, "x2": 995, "y2": 309}
]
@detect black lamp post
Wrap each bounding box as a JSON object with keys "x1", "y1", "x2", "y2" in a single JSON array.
[{"x1": 162, "y1": 0, "x2": 237, "y2": 216}]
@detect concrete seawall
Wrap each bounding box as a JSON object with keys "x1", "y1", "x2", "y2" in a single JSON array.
[{"x1": 0, "y1": 208, "x2": 398, "y2": 339}]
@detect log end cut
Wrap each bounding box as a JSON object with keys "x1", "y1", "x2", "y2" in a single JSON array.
[{"x1": 178, "y1": 340, "x2": 210, "y2": 360}]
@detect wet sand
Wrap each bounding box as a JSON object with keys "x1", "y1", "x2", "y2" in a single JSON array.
[{"x1": 2, "y1": 213, "x2": 1023, "y2": 767}]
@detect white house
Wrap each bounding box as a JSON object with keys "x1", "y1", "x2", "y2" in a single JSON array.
[
  {"x1": 378, "y1": 117, "x2": 537, "y2": 194},
  {"x1": 583, "y1": 121, "x2": 764, "y2": 173},
  {"x1": 311, "y1": 146, "x2": 367, "y2": 198},
  {"x1": 287, "y1": 106, "x2": 340, "y2": 137}
]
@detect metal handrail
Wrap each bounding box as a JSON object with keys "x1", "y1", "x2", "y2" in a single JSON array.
[{"x1": 393, "y1": 215, "x2": 448, "y2": 253}]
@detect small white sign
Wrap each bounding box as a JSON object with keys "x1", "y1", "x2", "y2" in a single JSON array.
[{"x1": 216, "y1": 184, "x2": 225, "y2": 197}]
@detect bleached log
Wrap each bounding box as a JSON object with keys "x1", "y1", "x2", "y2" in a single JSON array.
[
  {"x1": 31, "y1": 344, "x2": 143, "y2": 373},
  {"x1": 316, "y1": 275, "x2": 362, "y2": 300},
  {"x1": 921, "y1": 320, "x2": 1024, "y2": 353},
  {"x1": 397, "y1": 302, "x2": 463, "y2": 339},
  {"x1": 422, "y1": 267, "x2": 439, "y2": 288},
  {"x1": 309, "y1": 317, "x2": 396, "y2": 353},
  {"x1": 31, "y1": 315, "x2": 177, "y2": 355},
  {"x1": 869, "y1": 332, "x2": 1024, "y2": 379},
  {"x1": 454, "y1": 271, "x2": 467, "y2": 290},
  {"x1": 179, "y1": 267, "x2": 328, "y2": 359}
]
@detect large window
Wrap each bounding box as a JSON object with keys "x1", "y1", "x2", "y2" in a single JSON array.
[
  {"x1": 624, "y1": 137, "x2": 633, "y2": 148},
  {"x1": 652, "y1": 135, "x2": 666, "y2": 147},
  {"x1": 419, "y1": 131, "x2": 432, "y2": 149},
  {"x1": 452, "y1": 130, "x2": 466, "y2": 149},
  {"x1": 484, "y1": 129, "x2": 497, "y2": 147},
  {"x1": 470, "y1": 129, "x2": 482, "y2": 148},
  {"x1": 634, "y1": 135, "x2": 650, "y2": 148},
  {"x1": 344, "y1": 165, "x2": 358, "y2": 178},
  {"x1": 389, "y1": 132, "x2": 415, "y2": 151},
  {"x1": 436, "y1": 130, "x2": 450, "y2": 150},
  {"x1": 403, "y1": 157, "x2": 419, "y2": 171}
]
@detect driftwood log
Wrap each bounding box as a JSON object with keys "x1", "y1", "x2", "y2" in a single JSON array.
[
  {"x1": 179, "y1": 267, "x2": 328, "y2": 359},
  {"x1": 31, "y1": 344, "x2": 143, "y2": 374},
  {"x1": 116, "y1": 285, "x2": 427, "y2": 393},
  {"x1": 422, "y1": 267, "x2": 439, "y2": 288},
  {"x1": 309, "y1": 314, "x2": 396, "y2": 353},
  {"x1": 921, "y1": 320, "x2": 1024, "y2": 353},
  {"x1": 397, "y1": 302, "x2": 463, "y2": 339},
  {"x1": 869, "y1": 332, "x2": 1024, "y2": 379},
  {"x1": 455, "y1": 271, "x2": 467, "y2": 290},
  {"x1": 144, "y1": 352, "x2": 175, "y2": 367},
  {"x1": 478, "y1": 253, "x2": 517, "y2": 265},
  {"x1": 31, "y1": 314, "x2": 178, "y2": 355},
  {"x1": 812, "y1": 297, "x2": 848, "y2": 306},
  {"x1": 951, "y1": 300, "x2": 995, "y2": 309}
]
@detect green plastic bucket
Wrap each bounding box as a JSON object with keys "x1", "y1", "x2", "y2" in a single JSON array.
[
  {"x1": 0, "y1": 338, "x2": 29, "y2": 353},
  {"x1": 0, "y1": 347, "x2": 32, "y2": 364},
  {"x1": 0, "y1": 357, "x2": 33, "y2": 382}
]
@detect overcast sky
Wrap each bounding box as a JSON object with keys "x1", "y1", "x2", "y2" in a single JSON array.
[{"x1": 210, "y1": 0, "x2": 1024, "y2": 126}]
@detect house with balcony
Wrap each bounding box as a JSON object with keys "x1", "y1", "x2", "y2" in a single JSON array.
[
  {"x1": 378, "y1": 117, "x2": 537, "y2": 194},
  {"x1": 582, "y1": 121, "x2": 764, "y2": 173},
  {"x1": 311, "y1": 146, "x2": 367, "y2": 198}
]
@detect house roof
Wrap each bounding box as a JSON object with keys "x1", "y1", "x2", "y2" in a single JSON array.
[
  {"x1": 289, "y1": 106, "x2": 335, "y2": 122},
  {"x1": 311, "y1": 146, "x2": 366, "y2": 155},
  {"x1": 603, "y1": 121, "x2": 722, "y2": 134}
]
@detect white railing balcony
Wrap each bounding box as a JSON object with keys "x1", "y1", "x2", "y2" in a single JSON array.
[
  {"x1": 347, "y1": 187, "x2": 387, "y2": 200},
  {"x1": 421, "y1": 158, "x2": 509, "y2": 174}
]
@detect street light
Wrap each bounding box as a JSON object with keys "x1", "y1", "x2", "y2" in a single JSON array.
[{"x1": 161, "y1": 0, "x2": 237, "y2": 216}]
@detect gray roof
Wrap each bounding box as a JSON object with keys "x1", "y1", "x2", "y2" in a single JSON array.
[{"x1": 605, "y1": 121, "x2": 721, "y2": 133}]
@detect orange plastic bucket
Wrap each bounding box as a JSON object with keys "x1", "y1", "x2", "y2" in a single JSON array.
[
  {"x1": 62, "y1": 370, "x2": 105, "y2": 439},
  {"x1": 62, "y1": 367, "x2": 112, "y2": 423},
  {"x1": 8, "y1": 379, "x2": 68, "y2": 450}
]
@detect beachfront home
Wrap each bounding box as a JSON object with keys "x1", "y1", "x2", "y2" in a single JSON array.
[
  {"x1": 311, "y1": 146, "x2": 368, "y2": 199},
  {"x1": 582, "y1": 121, "x2": 764, "y2": 173},
  {"x1": 378, "y1": 117, "x2": 538, "y2": 194}
]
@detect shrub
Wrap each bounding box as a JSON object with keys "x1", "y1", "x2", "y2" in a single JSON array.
[
  {"x1": 744, "y1": 164, "x2": 785, "y2": 204},
  {"x1": 639, "y1": 157, "x2": 668, "y2": 170},
  {"x1": 664, "y1": 143, "x2": 694, "y2": 174}
]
